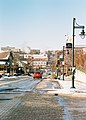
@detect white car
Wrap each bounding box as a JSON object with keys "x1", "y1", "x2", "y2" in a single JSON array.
[{"x1": 42, "y1": 72, "x2": 47, "y2": 79}]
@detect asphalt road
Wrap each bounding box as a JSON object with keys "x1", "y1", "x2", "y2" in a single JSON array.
[{"x1": 0, "y1": 76, "x2": 86, "y2": 120}]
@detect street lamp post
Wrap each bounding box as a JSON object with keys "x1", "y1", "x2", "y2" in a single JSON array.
[
  {"x1": 62, "y1": 46, "x2": 65, "y2": 80},
  {"x1": 71, "y1": 18, "x2": 86, "y2": 88}
]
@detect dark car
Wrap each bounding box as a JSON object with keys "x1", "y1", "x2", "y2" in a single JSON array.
[
  {"x1": 33, "y1": 71, "x2": 42, "y2": 79},
  {"x1": 0, "y1": 74, "x2": 2, "y2": 78}
]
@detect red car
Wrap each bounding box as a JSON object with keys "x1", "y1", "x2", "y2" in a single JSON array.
[{"x1": 33, "y1": 72, "x2": 42, "y2": 79}]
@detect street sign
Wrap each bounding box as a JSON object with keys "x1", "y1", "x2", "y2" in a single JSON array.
[
  {"x1": 66, "y1": 35, "x2": 72, "y2": 48},
  {"x1": 72, "y1": 67, "x2": 76, "y2": 72}
]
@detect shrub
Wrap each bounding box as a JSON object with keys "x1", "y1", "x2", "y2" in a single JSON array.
[{"x1": 52, "y1": 74, "x2": 57, "y2": 79}]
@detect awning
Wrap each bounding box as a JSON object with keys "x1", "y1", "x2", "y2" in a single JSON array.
[
  {"x1": 0, "y1": 61, "x2": 6, "y2": 65},
  {"x1": 21, "y1": 61, "x2": 27, "y2": 64}
]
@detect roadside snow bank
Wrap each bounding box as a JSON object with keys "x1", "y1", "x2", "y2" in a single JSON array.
[{"x1": 75, "y1": 69, "x2": 86, "y2": 84}]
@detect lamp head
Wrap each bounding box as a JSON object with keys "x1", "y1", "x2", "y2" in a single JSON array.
[{"x1": 79, "y1": 29, "x2": 86, "y2": 39}]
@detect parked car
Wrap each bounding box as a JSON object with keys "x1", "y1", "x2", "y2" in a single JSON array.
[
  {"x1": 0, "y1": 74, "x2": 2, "y2": 78},
  {"x1": 33, "y1": 71, "x2": 42, "y2": 79},
  {"x1": 42, "y1": 72, "x2": 47, "y2": 79}
]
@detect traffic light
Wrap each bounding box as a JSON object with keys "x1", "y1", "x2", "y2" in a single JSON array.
[{"x1": 57, "y1": 60, "x2": 60, "y2": 65}]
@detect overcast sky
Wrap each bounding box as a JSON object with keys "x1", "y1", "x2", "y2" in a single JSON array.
[{"x1": 0, "y1": 0, "x2": 86, "y2": 51}]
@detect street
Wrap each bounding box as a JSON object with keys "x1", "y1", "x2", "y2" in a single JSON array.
[
  {"x1": 0, "y1": 76, "x2": 86, "y2": 120},
  {"x1": 1, "y1": 0, "x2": 86, "y2": 120}
]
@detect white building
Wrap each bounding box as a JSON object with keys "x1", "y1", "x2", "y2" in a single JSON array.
[{"x1": 32, "y1": 54, "x2": 48, "y2": 69}]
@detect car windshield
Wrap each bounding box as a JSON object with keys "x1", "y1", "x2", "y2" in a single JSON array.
[{"x1": 35, "y1": 72, "x2": 41, "y2": 74}]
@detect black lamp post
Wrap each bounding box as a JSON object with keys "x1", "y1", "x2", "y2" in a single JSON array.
[
  {"x1": 5, "y1": 61, "x2": 8, "y2": 74},
  {"x1": 71, "y1": 18, "x2": 86, "y2": 88},
  {"x1": 62, "y1": 46, "x2": 65, "y2": 80},
  {"x1": 56, "y1": 59, "x2": 60, "y2": 78}
]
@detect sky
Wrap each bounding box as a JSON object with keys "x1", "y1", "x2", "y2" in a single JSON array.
[{"x1": 0, "y1": 0, "x2": 86, "y2": 51}]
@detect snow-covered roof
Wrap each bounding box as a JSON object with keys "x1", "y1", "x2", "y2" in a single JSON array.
[
  {"x1": 32, "y1": 54, "x2": 47, "y2": 59},
  {"x1": 0, "y1": 52, "x2": 10, "y2": 60}
]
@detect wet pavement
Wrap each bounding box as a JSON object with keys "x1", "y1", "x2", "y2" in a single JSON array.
[
  {"x1": 0, "y1": 77, "x2": 86, "y2": 120},
  {"x1": 0, "y1": 92, "x2": 86, "y2": 120},
  {"x1": 56, "y1": 96, "x2": 86, "y2": 120},
  {"x1": 0, "y1": 76, "x2": 40, "y2": 92},
  {"x1": 0, "y1": 93, "x2": 64, "y2": 120}
]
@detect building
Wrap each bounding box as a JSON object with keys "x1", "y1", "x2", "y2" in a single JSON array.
[
  {"x1": 1, "y1": 46, "x2": 21, "y2": 53},
  {"x1": 29, "y1": 49, "x2": 40, "y2": 54},
  {"x1": 32, "y1": 54, "x2": 48, "y2": 70},
  {"x1": 0, "y1": 51, "x2": 13, "y2": 75},
  {"x1": 75, "y1": 45, "x2": 86, "y2": 53}
]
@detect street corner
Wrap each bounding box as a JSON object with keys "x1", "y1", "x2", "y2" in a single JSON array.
[
  {"x1": 59, "y1": 89, "x2": 86, "y2": 97},
  {"x1": 71, "y1": 89, "x2": 86, "y2": 97},
  {"x1": 44, "y1": 89, "x2": 74, "y2": 95},
  {"x1": 35, "y1": 80, "x2": 47, "y2": 89}
]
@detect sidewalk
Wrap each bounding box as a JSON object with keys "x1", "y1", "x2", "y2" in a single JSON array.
[{"x1": 47, "y1": 77, "x2": 86, "y2": 97}]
